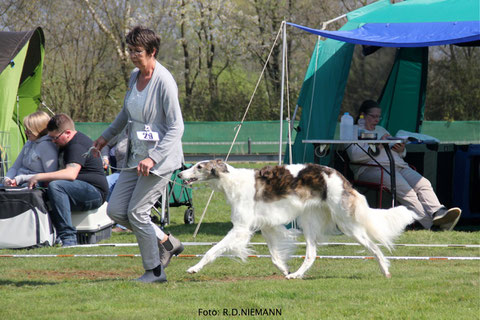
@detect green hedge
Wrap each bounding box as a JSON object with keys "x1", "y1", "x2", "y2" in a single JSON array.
[{"x1": 75, "y1": 120, "x2": 479, "y2": 155}]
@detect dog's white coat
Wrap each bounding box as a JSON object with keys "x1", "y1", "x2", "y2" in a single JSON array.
[{"x1": 179, "y1": 160, "x2": 417, "y2": 279}]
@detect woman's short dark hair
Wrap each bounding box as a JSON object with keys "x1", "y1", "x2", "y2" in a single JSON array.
[
  {"x1": 357, "y1": 99, "x2": 380, "y2": 122},
  {"x1": 126, "y1": 26, "x2": 160, "y2": 58}
]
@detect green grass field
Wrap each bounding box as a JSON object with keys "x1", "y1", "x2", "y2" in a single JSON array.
[{"x1": 1, "y1": 162, "x2": 479, "y2": 319}]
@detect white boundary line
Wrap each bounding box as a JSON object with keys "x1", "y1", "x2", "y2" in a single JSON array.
[
  {"x1": 0, "y1": 254, "x2": 479, "y2": 261},
  {"x1": 58, "y1": 242, "x2": 480, "y2": 248}
]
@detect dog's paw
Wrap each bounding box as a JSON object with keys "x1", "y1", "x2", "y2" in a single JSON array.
[
  {"x1": 285, "y1": 272, "x2": 303, "y2": 280},
  {"x1": 187, "y1": 266, "x2": 199, "y2": 274}
]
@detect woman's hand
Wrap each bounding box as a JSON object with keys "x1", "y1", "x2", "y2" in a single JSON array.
[
  {"x1": 391, "y1": 142, "x2": 405, "y2": 154},
  {"x1": 28, "y1": 175, "x2": 39, "y2": 189},
  {"x1": 92, "y1": 136, "x2": 108, "y2": 157},
  {"x1": 137, "y1": 157, "x2": 156, "y2": 176},
  {"x1": 3, "y1": 178, "x2": 17, "y2": 187},
  {"x1": 380, "y1": 134, "x2": 391, "y2": 140}
]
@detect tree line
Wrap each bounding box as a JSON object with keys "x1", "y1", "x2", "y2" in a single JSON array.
[{"x1": 1, "y1": 0, "x2": 478, "y2": 123}]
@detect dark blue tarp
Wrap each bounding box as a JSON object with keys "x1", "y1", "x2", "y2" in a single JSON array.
[{"x1": 287, "y1": 21, "x2": 480, "y2": 47}]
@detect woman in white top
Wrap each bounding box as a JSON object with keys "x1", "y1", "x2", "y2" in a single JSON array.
[
  {"x1": 3, "y1": 111, "x2": 58, "y2": 187},
  {"x1": 93, "y1": 26, "x2": 184, "y2": 283},
  {"x1": 347, "y1": 100, "x2": 461, "y2": 231}
]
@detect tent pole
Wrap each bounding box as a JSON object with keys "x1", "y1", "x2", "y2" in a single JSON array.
[
  {"x1": 279, "y1": 21, "x2": 287, "y2": 165},
  {"x1": 286, "y1": 45, "x2": 293, "y2": 165},
  {"x1": 321, "y1": 13, "x2": 347, "y2": 30}
]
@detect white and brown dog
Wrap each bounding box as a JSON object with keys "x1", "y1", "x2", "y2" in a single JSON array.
[{"x1": 179, "y1": 160, "x2": 417, "y2": 279}]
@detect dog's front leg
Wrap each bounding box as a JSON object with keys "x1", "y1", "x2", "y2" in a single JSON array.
[{"x1": 187, "y1": 227, "x2": 253, "y2": 274}]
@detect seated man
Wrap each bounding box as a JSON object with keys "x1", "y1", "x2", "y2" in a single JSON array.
[{"x1": 28, "y1": 114, "x2": 109, "y2": 246}]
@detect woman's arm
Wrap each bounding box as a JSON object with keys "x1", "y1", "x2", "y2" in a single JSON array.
[
  {"x1": 38, "y1": 141, "x2": 59, "y2": 173},
  {"x1": 147, "y1": 75, "x2": 184, "y2": 165},
  {"x1": 5, "y1": 144, "x2": 27, "y2": 179}
]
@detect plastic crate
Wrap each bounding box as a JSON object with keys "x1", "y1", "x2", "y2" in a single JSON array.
[
  {"x1": 72, "y1": 202, "x2": 114, "y2": 244},
  {"x1": 77, "y1": 225, "x2": 112, "y2": 244}
]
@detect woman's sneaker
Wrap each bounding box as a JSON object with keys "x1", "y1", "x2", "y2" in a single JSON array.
[
  {"x1": 158, "y1": 233, "x2": 184, "y2": 267},
  {"x1": 433, "y1": 207, "x2": 462, "y2": 231}
]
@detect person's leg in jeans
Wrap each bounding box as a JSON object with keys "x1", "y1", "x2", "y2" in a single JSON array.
[
  {"x1": 47, "y1": 179, "x2": 104, "y2": 243},
  {"x1": 106, "y1": 172, "x2": 120, "y2": 202}
]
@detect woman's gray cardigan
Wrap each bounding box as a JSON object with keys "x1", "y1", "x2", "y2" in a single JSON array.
[{"x1": 101, "y1": 61, "x2": 184, "y2": 176}]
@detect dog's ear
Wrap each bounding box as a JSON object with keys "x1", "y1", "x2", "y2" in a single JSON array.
[
  {"x1": 258, "y1": 166, "x2": 274, "y2": 179},
  {"x1": 211, "y1": 160, "x2": 228, "y2": 177}
]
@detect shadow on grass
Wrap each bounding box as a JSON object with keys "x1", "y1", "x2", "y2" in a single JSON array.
[
  {"x1": 0, "y1": 279, "x2": 58, "y2": 287},
  {"x1": 303, "y1": 274, "x2": 368, "y2": 281},
  {"x1": 164, "y1": 222, "x2": 233, "y2": 237}
]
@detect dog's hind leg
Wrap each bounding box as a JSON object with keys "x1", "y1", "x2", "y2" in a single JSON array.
[
  {"x1": 261, "y1": 225, "x2": 297, "y2": 276},
  {"x1": 187, "y1": 226, "x2": 253, "y2": 274},
  {"x1": 286, "y1": 222, "x2": 317, "y2": 279},
  {"x1": 286, "y1": 236, "x2": 316, "y2": 279},
  {"x1": 349, "y1": 230, "x2": 391, "y2": 278}
]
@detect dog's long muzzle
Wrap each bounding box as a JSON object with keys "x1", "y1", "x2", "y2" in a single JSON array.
[{"x1": 178, "y1": 172, "x2": 197, "y2": 185}]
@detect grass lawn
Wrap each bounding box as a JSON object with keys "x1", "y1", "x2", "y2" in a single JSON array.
[{"x1": 0, "y1": 162, "x2": 479, "y2": 319}]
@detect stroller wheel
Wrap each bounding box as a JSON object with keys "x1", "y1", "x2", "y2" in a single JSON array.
[{"x1": 184, "y1": 207, "x2": 195, "y2": 224}]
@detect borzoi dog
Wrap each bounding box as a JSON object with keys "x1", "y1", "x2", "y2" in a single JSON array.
[{"x1": 179, "y1": 160, "x2": 417, "y2": 279}]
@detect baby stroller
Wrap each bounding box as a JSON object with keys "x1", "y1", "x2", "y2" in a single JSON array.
[{"x1": 152, "y1": 164, "x2": 194, "y2": 227}]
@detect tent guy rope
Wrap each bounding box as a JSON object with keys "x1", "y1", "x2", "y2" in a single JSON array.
[{"x1": 193, "y1": 21, "x2": 286, "y2": 238}]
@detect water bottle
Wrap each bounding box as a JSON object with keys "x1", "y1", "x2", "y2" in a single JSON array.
[
  {"x1": 357, "y1": 114, "x2": 365, "y2": 139},
  {"x1": 358, "y1": 114, "x2": 366, "y2": 127},
  {"x1": 340, "y1": 112, "x2": 354, "y2": 140}
]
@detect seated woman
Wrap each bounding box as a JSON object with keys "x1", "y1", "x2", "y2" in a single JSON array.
[
  {"x1": 2, "y1": 111, "x2": 58, "y2": 187},
  {"x1": 346, "y1": 100, "x2": 461, "y2": 231}
]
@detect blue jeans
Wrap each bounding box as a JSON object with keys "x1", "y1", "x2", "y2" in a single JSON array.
[
  {"x1": 47, "y1": 180, "x2": 104, "y2": 242},
  {"x1": 106, "y1": 172, "x2": 120, "y2": 201}
]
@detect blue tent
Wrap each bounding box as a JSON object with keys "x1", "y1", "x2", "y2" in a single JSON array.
[{"x1": 287, "y1": 20, "x2": 479, "y2": 47}]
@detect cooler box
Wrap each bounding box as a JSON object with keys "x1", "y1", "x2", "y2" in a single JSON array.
[
  {"x1": 0, "y1": 188, "x2": 56, "y2": 249},
  {"x1": 72, "y1": 202, "x2": 114, "y2": 244}
]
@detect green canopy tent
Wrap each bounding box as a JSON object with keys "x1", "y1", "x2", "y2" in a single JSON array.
[
  {"x1": 287, "y1": 0, "x2": 480, "y2": 164},
  {"x1": 0, "y1": 27, "x2": 45, "y2": 176}
]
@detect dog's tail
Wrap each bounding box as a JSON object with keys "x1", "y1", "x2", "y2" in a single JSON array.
[{"x1": 351, "y1": 192, "x2": 418, "y2": 251}]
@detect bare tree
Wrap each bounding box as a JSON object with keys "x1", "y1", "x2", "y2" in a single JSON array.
[
  {"x1": 1, "y1": 0, "x2": 477, "y2": 122},
  {"x1": 40, "y1": 1, "x2": 125, "y2": 121},
  {"x1": 172, "y1": 0, "x2": 244, "y2": 120},
  {"x1": 81, "y1": 0, "x2": 133, "y2": 85}
]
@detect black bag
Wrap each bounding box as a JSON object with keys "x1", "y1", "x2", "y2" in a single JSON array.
[{"x1": 0, "y1": 187, "x2": 56, "y2": 249}]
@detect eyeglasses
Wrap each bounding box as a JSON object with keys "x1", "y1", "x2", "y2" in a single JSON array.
[
  {"x1": 127, "y1": 48, "x2": 145, "y2": 56},
  {"x1": 25, "y1": 128, "x2": 33, "y2": 135},
  {"x1": 52, "y1": 130, "x2": 66, "y2": 141},
  {"x1": 366, "y1": 113, "x2": 382, "y2": 120}
]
